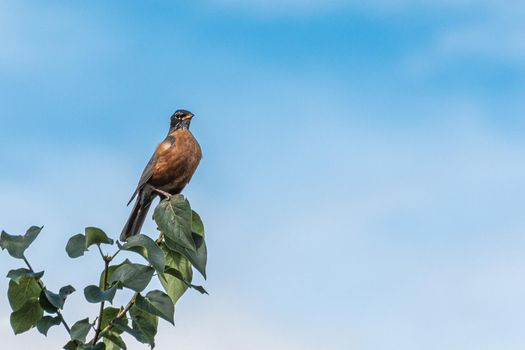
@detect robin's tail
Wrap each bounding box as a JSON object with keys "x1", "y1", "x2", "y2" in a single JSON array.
[{"x1": 120, "y1": 190, "x2": 154, "y2": 241}]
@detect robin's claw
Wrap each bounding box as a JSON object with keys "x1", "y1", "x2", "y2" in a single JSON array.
[{"x1": 151, "y1": 187, "x2": 172, "y2": 200}]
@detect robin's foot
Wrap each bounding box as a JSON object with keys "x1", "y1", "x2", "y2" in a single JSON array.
[{"x1": 151, "y1": 187, "x2": 172, "y2": 200}]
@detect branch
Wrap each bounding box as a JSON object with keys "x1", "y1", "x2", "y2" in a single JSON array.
[
  {"x1": 89, "y1": 231, "x2": 162, "y2": 344},
  {"x1": 22, "y1": 254, "x2": 71, "y2": 334},
  {"x1": 92, "y1": 256, "x2": 111, "y2": 344},
  {"x1": 88, "y1": 292, "x2": 139, "y2": 344}
]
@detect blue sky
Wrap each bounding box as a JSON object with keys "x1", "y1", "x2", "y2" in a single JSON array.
[{"x1": 1, "y1": 1, "x2": 525, "y2": 349}]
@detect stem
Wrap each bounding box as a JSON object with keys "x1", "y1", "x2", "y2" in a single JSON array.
[
  {"x1": 110, "y1": 248, "x2": 121, "y2": 261},
  {"x1": 88, "y1": 232, "x2": 162, "y2": 344},
  {"x1": 22, "y1": 256, "x2": 34, "y2": 272},
  {"x1": 92, "y1": 257, "x2": 111, "y2": 344},
  {"x1": 22, "y1": 254, "x2": 71, "y2": 334},
  {"x1": 88, "y1": 292, "x2": 139, "y2": 344},
  {"x1": 97, "y1": 245, "x2": 105, "y2": 259}
]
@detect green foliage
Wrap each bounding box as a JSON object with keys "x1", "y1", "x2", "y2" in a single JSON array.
[
  {"x1": 0, "y1": 226, "x2": 42, "y2": 259},
  {"x1": 1, "y1": 194, "x2": 208, "y2": 349},
  {"x1": 7, "y1": 268, "x2": 44, "y2": 282},
  {"x1": 85, "y1": 227, "x2": 114, "y2": 247},
  {"x1": 159, "y1": 245, "x2": 192, "y2": 304},
  {"x1": 153, "y1": 195, "x2": 195, "y2": 252},
  {"x1": 129, "y1": 305, "x2": 158, "y2": 347},
  {"x1": 10, "y1": 298, "x2": 44, "y2": 334},
  {"x1": 70, "y1": 318, "x2": 94, "y2": 342},
  {"x1": 102, "y1": 330, "x2": 125, "y2": 349},
  {"x1": 84, "y1": 284, "x2": 119, "y2": 304},
  {"x1": 37, "y1": 315, "x2": 62, "y2": 336},
  {"x1": 118, "y1": 234, "x2": 165, "y2": 274},
  {"x1": 66, "y1": 234, "x2": 87, "y2": 258},
  {"x1": 109, "y1": 263, "x2": 154, "y2": 292},
  {"x1": 135, "y1": 290, "x2": 175, "y2": 325},
  {"x1": 43, "y1": 285, "x2": 76, "y2": 310},
  {"x1": 8, "y1": 278, "x2": 41, "y2": 310}
]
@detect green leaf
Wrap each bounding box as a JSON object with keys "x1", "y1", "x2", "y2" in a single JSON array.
[
  {"x1": 153, "y1": 195, "x2": 195, "y2": 252},
  {"x1": 120, "y1": 234, "x2": 165, "y2": 274},
  {"x1": 10, "y1": 298, "x2": 44, "y2": 334},
  {"x1": 0, "y1": 226, "x2": 42, "y2": 259},
  {"x1": 37, "y1": 315, "x2": 62, "y2": 336},
  {"x1": 190, "y1": 284, "x2": 208, "y2": 294},
  {"x1": 44, "y1": 285, "x2": 75, "y2": 309},
  {"x1": 135, "y1": 290, "x2": 174, "y2": 325},
  {"x1": 63, "y1": 340, "x2": 81, "y2": 350},
  {"x1": 100, "y1": 259, "x2": 131, "y2": 289},
  {"x1": 103, "y1": 338, "x2": 121, "y2": 350},
  {"x1": 84, "y1": 283, "x2": 118, "y2": 304},
  {"x1": 130, "y1": 305, "x2": 158, "y2": 348},
  {"x1": 191, "y1": 210, "x2": 205, "y2": 237},
  {"x1": 101, "y1": 330, "x2": 126, "y2": 349},
  {"x1": 8, "y1": 277, "x2": 41, "y2": 311},
  {"x1": 165, "y1": 234, "x2": 207, "y2": 279},
  {"x1": 6, "y1": 268, "x2": 44, "y2": 283},
  {"x1": 164, "y1": 267, "x2": 208, "y2": 295},
  {"x1": 43, "y1": 290, "x2": 62, "y2": 310},
  {"x1": 85, "y1": 227, "x2": 114, "y2": 247},
  {"x1": 112, "y1": 306, "x2": 158, "y2": 348},
  {"x1": 60, "y1": 285, "x2": 76, "y2": 297},
  {"x1": 100, "y1": 307, "x2": 120, "y2": 331},
  {"x1": 40, "y1": 289, "x2": 58, "y2": 313},
  {"x1": 79, "y1": 343, "x2": 106, "y2": 350},
  {"x1": 66, "y1": 234, "x2": 87, "y2": 258},
  {"x1": 70, "y1": 318, "x2": 93, "y2": 342},
  {"x1": 112, "y1": 318, "x2": 145, "y2": 344},
  {"x1": 158, "y1": 244, "x2": 192, "y2": 304},
  {"x1": 109, "y1": 263, "x2": 154, "y2": 292}
]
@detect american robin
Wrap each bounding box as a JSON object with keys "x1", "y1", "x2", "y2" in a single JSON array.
[{"x1": 120, "y1": 109, "x2": 202, "y2": 241}]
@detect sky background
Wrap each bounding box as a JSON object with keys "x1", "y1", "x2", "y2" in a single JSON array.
[{"x1": 1, "y1": 0, "x2": 525, "y2": 349}]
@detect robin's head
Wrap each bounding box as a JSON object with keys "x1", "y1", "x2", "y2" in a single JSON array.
[{"x1": 170, "y1": 109, "x2": 194, "y2": 130}]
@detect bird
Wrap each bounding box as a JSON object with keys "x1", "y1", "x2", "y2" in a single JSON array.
[{"x1": 120, "y1": 109, "x2": 202, "y2": 241}]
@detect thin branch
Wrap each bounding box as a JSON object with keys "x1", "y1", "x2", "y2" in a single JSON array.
[
  {"x1": 110, "y1": 248, "x2": 121, "y2": 261},
  {"x1": 22, "y1": 254, "x2": 71, "y2": 334},
  {"x1": 88, "y1": 292, "x2": 139, "y2": 344},
  {"x1": 88, "y1": 232, "x2": 162, "y2": 344},
  {"x1": 97, "y1": 245, "x2": 105, "y2": 259},
  {"x1": 22, "y1": 256, "x2": 34, "y2": 272},
  {"x1": 92, "y1": 257, "x2": 110, "y2": 344}
]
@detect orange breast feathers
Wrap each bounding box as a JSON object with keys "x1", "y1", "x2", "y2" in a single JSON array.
[{"x1": 150, "y1": 129, "x2": 202, "y2": 189}]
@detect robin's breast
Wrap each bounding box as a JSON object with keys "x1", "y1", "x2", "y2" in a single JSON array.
[{"x1": 151, "y1": 129, "x2": 202, "y2": 193}]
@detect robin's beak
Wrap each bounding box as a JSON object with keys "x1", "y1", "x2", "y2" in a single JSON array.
[{"x1": 182, "y1": 114, "x2": 194, "y2": 121}]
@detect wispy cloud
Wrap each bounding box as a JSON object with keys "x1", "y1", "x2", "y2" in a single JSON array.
[{"x1": 403, "y1": 1, "x2": 525, "y2": 76}]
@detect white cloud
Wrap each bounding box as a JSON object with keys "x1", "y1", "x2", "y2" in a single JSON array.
[
  {"x1": 403, "y1": 1, "x2": 525, "y2": 75},
  {"x1": 205, "y1": 0, "x2": 493, "y2": 17},
  {"x1": 205, "y1": 0, "x2": 350, "y2": 16}
]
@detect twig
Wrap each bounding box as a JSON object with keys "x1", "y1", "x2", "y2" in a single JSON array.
[
  {"x1": 88, "y1": 232, "x2": 162, "y2": 344},
  {"x1": 88, "y1": 292, "x2": 139, "y2": 344},
  {"x1": 97, "y1": 245, "x2": 105, "y2": 259},
  {"x1": 92, "y1": 256, "x2": 111, "y2": 344},
  {"x1": 110, "y1": 248, "x2": 121, "y2": 261}
]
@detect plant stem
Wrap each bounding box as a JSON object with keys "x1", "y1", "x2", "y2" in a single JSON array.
[
  {"x1": 97, "y1": 245, "x2": 105, "y2": 259},
  {"x1": 110, "y1": 248, "x2": 121, "y2": 261},
  {"x1": 88, "y1": 292, "x2": 139, "y2": 344},
  {"x1": 92, "y1": 256, "x2": 111, "y2": 344},
  {"x1": 89, "y1": 232, "x2": 162, "y2": 344},
  {"x1": 22, "y1": 254, "x2": 71, "y2": 334}
]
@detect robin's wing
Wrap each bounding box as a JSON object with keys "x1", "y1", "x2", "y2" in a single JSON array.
[
  {"x1": 127, "y1": 152, "x2": 158, "y2": 205},
  {"x1": 127, "y1": 134, "x2": 176, "y2": 206}
]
